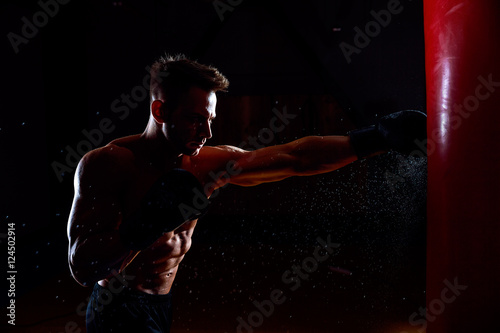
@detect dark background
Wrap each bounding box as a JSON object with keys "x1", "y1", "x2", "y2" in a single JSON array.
[{"x1": 1, "y1": 0, "x2": 426, "y2": 332}]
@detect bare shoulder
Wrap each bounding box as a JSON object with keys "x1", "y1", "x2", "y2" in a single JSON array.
[
  {"x1": 198, "y1": 145, "x2": 247, "y2": 158},
  {"x1": 182, "y1": 145, "x2": 250, "y2": 187},
  {"x1": 186, "y1": 145, "x2": 248, "y2": 169},
  {"x1": 76, "y1": 143, "x2": 135, "y2": 191}
]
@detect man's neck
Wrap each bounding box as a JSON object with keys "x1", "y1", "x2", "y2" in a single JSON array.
[{"x1": 141, "y1": 120, "x2": 183, "y2": 171}]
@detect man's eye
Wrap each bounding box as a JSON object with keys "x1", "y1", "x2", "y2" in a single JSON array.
[{"x1": 193, "y1": 116, "x2": 213, "y2": 124}]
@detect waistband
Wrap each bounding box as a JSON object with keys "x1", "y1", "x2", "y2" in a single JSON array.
[{"x1": 91, "y1": 283, "x2": 172, "y2": 304}]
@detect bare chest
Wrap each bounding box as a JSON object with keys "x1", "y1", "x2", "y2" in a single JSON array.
[{"x1": 121, "y1": 163, "x2": 199, "y2": 261}]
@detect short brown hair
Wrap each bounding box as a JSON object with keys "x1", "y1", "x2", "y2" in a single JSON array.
[{"x1": 150, "y1": 54, "x2": 229, "y2": 110}]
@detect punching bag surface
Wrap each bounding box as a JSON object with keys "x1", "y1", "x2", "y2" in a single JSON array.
[{"x1": 424, "y1": 0, "x2": 500, "y2": 332}]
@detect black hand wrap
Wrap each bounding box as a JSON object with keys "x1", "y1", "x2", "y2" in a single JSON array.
[
  {"x1": 119, "y1": 168, "x2": 210, "y2": 251},
  {"x1": 348, "y1": 110, "x2": 427, "y2": 159}
]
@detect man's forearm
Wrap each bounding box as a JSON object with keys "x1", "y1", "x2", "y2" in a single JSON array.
[
  {"x1": 69, "y1": 231, "x2": 138, "y2": 287},
  {"x1": 288, "y1": 136, "x2": 359, "y2": 175},
  {"x1": 229, "y1": 135, "x2": 359, "y2": 186}
]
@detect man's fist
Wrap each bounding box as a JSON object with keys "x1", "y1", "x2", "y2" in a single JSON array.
[
  {"x1": 119, "y1": 169, "x2": 210, "y2": 251},
  {"x1": 348, "y1": 110, "x2": 427, "y2": 159}
]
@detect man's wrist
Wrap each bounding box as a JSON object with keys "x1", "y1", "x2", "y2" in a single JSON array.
[{"x1": 348, "y1": 125, "x2": 387, "y2": 159}]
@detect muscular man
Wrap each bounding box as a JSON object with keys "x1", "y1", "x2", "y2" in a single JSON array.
[{"x1": 67, "y1": 55, "x2": 426, "y2": 332}]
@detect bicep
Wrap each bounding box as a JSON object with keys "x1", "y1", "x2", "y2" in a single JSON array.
[
  {"x1": 192, "y1": 143, "x2": 299, "y2": 189},
  {"x1": 226, "y1": 144, "x2": 299, "y2": 186},
  {"x1": 199, "y1": 137, "x2": 355, "y2": 189}
]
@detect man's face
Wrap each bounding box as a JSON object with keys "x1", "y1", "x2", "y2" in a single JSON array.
[{"x1": 166, "y1": 86, "x2": 217, "y2": 156}]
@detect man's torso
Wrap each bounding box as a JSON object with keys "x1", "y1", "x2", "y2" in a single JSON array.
[{"x1": 97, "y1": 134, "x2": 219, "y2": 294}]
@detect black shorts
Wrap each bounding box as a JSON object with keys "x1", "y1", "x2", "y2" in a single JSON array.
[{"x1": 86, "y1": 283, "x2": 173, "y2": 333}]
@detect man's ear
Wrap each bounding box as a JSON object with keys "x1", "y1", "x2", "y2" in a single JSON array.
[{"x1": 151, "y1": 100, "x2": 166, "y2": 124}]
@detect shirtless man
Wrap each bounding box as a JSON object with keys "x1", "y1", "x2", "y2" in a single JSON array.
[{"x1": 67, "y1": 55, "x2": 426, "y2": 332}]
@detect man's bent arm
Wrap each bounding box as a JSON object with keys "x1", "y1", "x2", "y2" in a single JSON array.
[
  {"x1": 67, "y1": 147, "x2": 138, "y2": 287},
  {"x1": 68, "y1": 228, "x2": 138, "y2": 286}
]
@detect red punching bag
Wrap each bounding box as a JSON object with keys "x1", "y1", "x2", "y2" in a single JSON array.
[{"x1": 424, "y1": 0, "x2": 500, "y2": 332}]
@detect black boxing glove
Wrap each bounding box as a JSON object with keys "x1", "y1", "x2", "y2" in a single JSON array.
[
  {"x1": 348, "y1": 110, "x2": 427, "y2": 159},
  {"x1": 119, "y1": 168, "x2": 210, "y2": 251}
]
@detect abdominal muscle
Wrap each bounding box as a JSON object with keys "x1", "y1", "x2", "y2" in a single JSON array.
[{"x1": 99, "y1": 220, "x2": 197, "y2": 295}]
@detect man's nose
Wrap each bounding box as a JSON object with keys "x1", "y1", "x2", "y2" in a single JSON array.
[{"x1": 200, "y1": 120, "x2": 212, "y2": 140}]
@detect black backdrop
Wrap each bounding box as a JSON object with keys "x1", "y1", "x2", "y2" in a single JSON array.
[{"x1": 1, "y1": 0, "x2": 426, "y2": 332}]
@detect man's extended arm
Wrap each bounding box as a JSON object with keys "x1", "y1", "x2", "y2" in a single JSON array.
[
  {"x1": 198, "y1": 135, "x2": 359, "y2": 188},
  {"x1": 233, "y1": 135, "x2": 359, "y2": 186},
  {"x1": 203, "y1": 110, "x2": 426, "y2": 188}
]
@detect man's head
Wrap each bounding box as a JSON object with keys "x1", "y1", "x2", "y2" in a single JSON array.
[{"x1": 149, "y1": 54, "x2": 229, "y2": 155}]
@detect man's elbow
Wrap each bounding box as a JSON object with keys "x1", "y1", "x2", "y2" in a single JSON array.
[
  {"x1": 69, "y1": 256, "x2": 98, "y2": 287},
  {"x1": 69, "y1": 266, "x2": 92, "y2": 287},
  {"x1": 68, "y1": 242, "x2": 101, "y2": 287}
]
